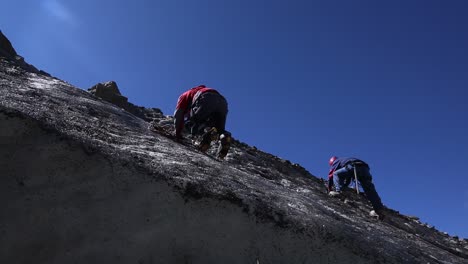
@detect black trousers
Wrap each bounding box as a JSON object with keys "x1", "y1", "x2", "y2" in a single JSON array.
[{"x1": 190, "y1": 92, "x2": 228, "y2": 135}]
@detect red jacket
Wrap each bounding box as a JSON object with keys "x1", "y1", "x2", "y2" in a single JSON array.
[
  {"x1": 175, "y1": 85, "x2": 217, "y2": 114},
  {"x1": 174, "y1": 85, "x2": 218, "y2": 137}
]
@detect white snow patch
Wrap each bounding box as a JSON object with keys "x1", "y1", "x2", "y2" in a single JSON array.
[
  {"x1": 295, "y1": 187, "x2": 311, "y2": 193},
  {"x1": 167, "y1": 160, "x2": 187, "y2": 166},
  {"x1": 28, "y1": 76, "x2": 62, "y2": 90},
  {"x1": 280, "y1": 179, "x2": 291, "y2": 187},
  {"x1": 106, "y1": 132, "x2": 124, "y2": 138},
  {"x1": 78, "y1": 96, "x2": 103, "y2": 105},
  {"x1": 287, "y1": 202, "x2": 308, "y2": 213},
  {"x1": 146, "y1": 151, "x2": 166, "y2": 159},
  {"x1": 321, "y1": 204, "x2": 354, "y2": 222}
]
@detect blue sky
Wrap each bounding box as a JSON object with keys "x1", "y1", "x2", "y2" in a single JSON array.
[{"x1": 2, "y1": 0, "x2": 467, "y2": 238}]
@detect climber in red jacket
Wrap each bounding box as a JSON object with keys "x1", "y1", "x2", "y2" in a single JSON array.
[{"x1": 173, "y1": 85, "x2": 231, "y2": 159}]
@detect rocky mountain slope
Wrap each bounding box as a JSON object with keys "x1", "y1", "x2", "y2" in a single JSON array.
[{"x1": 1, "y1": 31, "x2": 467, "y2": 264}]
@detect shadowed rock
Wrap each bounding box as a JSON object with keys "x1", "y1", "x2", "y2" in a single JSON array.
[
  {"x1": 88, "y1": 81, "x2": 163, "y2": 122},
  {"x1": 0, "y1": 31, "x2": 50, "y2": 76},
  {"x1": 88, "y1": 81, "x2": 129, "y2": 108},
  {"x1": 0, "y1": 30, "x2": 17, "y2": 59}
]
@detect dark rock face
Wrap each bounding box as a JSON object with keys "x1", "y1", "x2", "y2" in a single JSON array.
[
  {"x1": 88, "y1": 81, "x2": 163, "y2": 122},
  {"x1": 1, "y1": 32, "x2": 468, "y2": 264},
  {"x1": 0, "y1": 31, "x2": 50, "y2": 76},
  {"x1": 88, "y1": 81, "x2": 129, "y2": 108},
  {"x1": 0, "y1": 30, "x2": 17, "y2": 59}
]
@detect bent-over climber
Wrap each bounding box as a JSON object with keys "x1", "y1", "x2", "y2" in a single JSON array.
[
  {"x1": 327, "y1": 156, "x2": 386, "y2": 218},
  {"x1": 174, "y1": 85, "x2": 231, "y2": 159}
]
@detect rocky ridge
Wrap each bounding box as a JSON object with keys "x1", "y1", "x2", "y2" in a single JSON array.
[
  {"x1": 1, "y1": 31, "x2": 467, "y2": 263},
  {"x1": 0, "y1": 30, "x2": 50, "y2": 76},
  {"x1": 88, "y1": 81, "x2": 163, "y2": 122}
]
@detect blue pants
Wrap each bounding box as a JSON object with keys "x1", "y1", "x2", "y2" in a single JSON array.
[{"x1": 333, "y1": 164, "x2": 383, "y2": 210}]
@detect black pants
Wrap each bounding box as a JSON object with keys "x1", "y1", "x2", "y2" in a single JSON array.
[{"x1": 190, "y1": 92, "x2": 228, "y2": 135}]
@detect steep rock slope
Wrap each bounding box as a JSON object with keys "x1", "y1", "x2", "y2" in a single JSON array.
[{"x1": 1, "y1": 32, "x2": 467, "y2": 264}]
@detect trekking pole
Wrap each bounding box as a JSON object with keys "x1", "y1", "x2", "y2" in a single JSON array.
[{"x1": 353, "y1": 166, "x2": 360, "y2": 194}]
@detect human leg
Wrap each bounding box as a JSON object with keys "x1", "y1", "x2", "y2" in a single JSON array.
[
  {"x1": 333, "y1": 165, "x2": 353, "y2": 192},
  {"x1": 356, "y1": 166, "x2": 383, "y2": 210},
  {"x1": 212, "y1": 96, "x2": 228, "y2": 134}
]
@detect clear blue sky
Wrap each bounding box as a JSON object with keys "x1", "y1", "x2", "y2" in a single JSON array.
[{"x1": 2, "y1": 0, "x2": 467, "y2": 238}]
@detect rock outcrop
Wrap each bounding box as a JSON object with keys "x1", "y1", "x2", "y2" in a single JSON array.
[
  {"x1": 1, "y1": 31, "x2": 467, "y2": 264},
  {"x1": 88, "y1": 81, "x2": 128, "y2": 107},
  {"x1": 0, "y1": 31, "x2": 50, "y2": 76},
  {"x1": 88, "y1": 81, "x2": 163, "y2": 122},
  {"x1": 0, "y1": 30, "x2": 17, "y2": 59}
]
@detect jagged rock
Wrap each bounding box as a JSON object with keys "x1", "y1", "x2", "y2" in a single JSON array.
[
  {"x1": 0, "y1": 30, "x2": 17, "y2": 59},
  {"x1": 88, "y1": 81, "x2": 163, "y2": 122},
  {"x1": 129, "y1": 105, "x2": 164, "y2": 122},
  {"x1": 88, "y1": 81, "x2": 129, "y2": 107},
  {"x1": 1, "y1": 32, "x2": 468, "y2": 264},
  {"x1": 407, "y1": 215, "x2": 419, "y2": 221},
  {"x1": 0, "y1": 31, "x2": 50, "y2": 76}
]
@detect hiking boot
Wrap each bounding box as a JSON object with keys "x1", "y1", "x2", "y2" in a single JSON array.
[
  {"x1": 328, "y1": 191, "x2": 341, "y2": 197},
  {"x1": 198, "y1": 127, "x2": 218, "y2": 152},
  {"x1": 217, "y1": 133, "x2": 231, "y2": 159},
  {"x1": 369, "y1": 210, "x2": 379, "y2": 218},
  {"x1": 370, "y1": 208, "x2": 388, "y2": 220}
]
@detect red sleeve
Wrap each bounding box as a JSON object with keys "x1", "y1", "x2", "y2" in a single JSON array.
[{"x1": 176, "y1": 91, "x2": 190, "y2": 111}]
